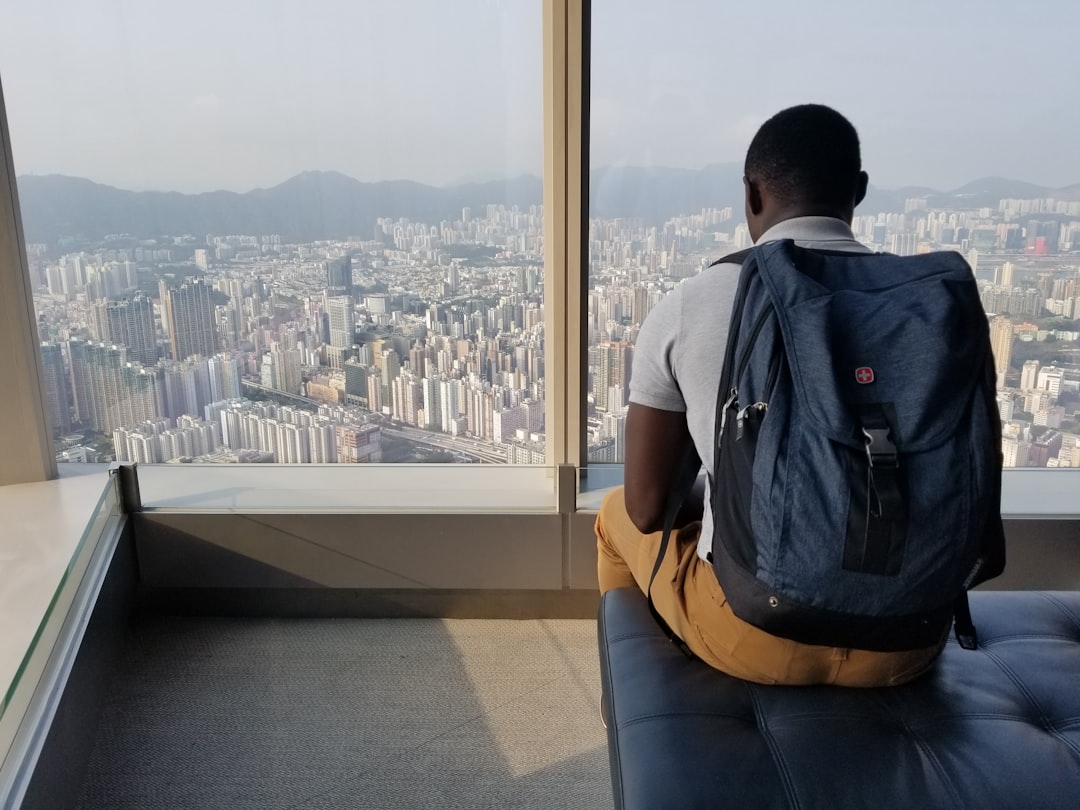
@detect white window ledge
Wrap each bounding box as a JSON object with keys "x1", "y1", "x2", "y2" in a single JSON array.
[{"x1": 134, "y1": 464, "x2": 559, "y2": 513}]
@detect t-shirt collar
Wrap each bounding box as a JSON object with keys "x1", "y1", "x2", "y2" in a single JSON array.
[{"x1": 754, "y1": 216, "x2": 857, "y2": 245}]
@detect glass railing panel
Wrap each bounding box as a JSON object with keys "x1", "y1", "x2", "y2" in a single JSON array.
[{"x1": 1, "y1": 472, "x2": 118, "y2": 744}]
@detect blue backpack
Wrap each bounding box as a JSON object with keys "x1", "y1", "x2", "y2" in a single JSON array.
[{"x1": 707, "y1": 239, "x2": 1005, "y2": 651}]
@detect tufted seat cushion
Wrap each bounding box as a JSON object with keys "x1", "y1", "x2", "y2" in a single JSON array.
[{"x1": 598, "y1": 588, "x2": 1080, "y2": 810}]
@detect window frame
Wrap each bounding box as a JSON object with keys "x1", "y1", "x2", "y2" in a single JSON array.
[{"x1": 0, "y1": 76, "x2": 55, "y2": 485}]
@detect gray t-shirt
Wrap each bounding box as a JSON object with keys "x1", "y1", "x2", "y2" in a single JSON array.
[{"x1": 629, "y1": 216, "x2": 872, "y2": 560}]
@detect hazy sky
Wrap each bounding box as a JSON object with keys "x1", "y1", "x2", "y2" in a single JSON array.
[{"x1": 1, "y1": 0, "x2": 1077, "y2": 193}]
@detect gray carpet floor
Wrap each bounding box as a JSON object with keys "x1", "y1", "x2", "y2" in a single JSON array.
[{"x1": 76, "y1": 616, "x2": 611, "y2": 809}]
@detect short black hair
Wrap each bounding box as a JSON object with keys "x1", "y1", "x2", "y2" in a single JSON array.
[{"x1": 744, "y1": 104, "x2": 862, "y2": 208}]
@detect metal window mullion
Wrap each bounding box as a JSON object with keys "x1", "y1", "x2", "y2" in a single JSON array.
[
  {"x1": 0, "y1": 74, "x2": 56, "y2": 484},
  {"x1": 543, "y1": 0, "x2": 587, "y2": 473}
]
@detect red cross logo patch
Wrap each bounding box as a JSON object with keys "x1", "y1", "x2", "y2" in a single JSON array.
[{"x1": 855, "y1": 367, "x2": 875, "y2": 384}]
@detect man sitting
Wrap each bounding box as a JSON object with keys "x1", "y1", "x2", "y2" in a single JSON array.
[{"x1": 595, "y1": 104, "x2": 945, "y2": 686}]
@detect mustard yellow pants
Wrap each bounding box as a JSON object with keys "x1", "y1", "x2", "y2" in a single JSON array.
[{"x1": 596, "y1": 487, "x2": 945, "y2": 686}]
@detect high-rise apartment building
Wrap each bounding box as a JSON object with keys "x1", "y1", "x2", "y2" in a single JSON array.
[
  {"x1": 160, "y1": 358, "x2": 213, "y2": 421},
  {"x1": 326, "y1": 295, "x2": 355, "y2": 369},
  {"x1": 439, "y1": 379, "x2": 464, "y2": 431},
  {"x1": 39, "y1": 342, "x2": 71, "y2": 437},
  {"x1": 1020, "y1": 360, "x2": 1040, "y2": 391},
  {"x1": 208, "y1": 355, "x2": 243, "y2": 402},
  {"x1": 366, "y1": 375, "x2": 383, "y2": 415},
  {"x1": 988, "y1": 316, "x2": 1013, "y2": 389},
  {"x1": 274, "y1": 344, "x2": 303, "y2": 396},
  {"x1": 259, "y1": 345, "x2": 303, "y2": 396},
  {"x1": 162, "y1": 278, "x2": 217, "y2": 361},
  {"x1": 276, "y1": 421, "x2": 310, "y2": 463},
  {"x1": 602, "y1": 411, "x2": 627, "y2": 461},
  {"x1": 69, "y1": 341, "x2": 161, "y2": 434},
  {"x1": 997, "y1": 262, "x2": 1015, "y2": 288},
  {"x1": 380, "y1": 348, "x2": 401, "y2": 404},
  {"x1": 594, "y1": 341, "x2": 630, "y2": 413},
  {"x1": 90, "y1": 294, "x2": 158, "y2": 367},
  {"x1": 392, "y1": 372, "x2": 423, "y2": 426},
  {"x1": 421, "y1": 376, "x2": 442, "y2": 430}
]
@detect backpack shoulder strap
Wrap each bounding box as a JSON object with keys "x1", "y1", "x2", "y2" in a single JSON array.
[
  {"x1": 646, "y1": 446, "x2": 703, "y2": 658},
  {"x1": 708, "y1": 248, "x2": 754, "y2": 268}
]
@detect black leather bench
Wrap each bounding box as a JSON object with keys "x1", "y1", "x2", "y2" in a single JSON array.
[{"x1": 598, "y1": 588, "x2": 1080, "y2": 809}]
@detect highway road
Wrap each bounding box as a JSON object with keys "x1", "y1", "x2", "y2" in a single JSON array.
[
  {"x1": 381, "y1": 425, "x2": 508, "y2": 463},
  {"x1": 240, "y1": 381, "x2": 510, "y2": 463}
]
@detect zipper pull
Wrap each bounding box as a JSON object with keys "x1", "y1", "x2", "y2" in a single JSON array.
[
  {"x1": 719, "y1": 388, "x2": 739, "y2": 434},
  {"x1": 736, "y1": 402, "x2": 767, "y2": 441}
]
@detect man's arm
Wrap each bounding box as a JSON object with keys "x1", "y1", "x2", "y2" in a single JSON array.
[{"x1": 624, "y1": 402, "x2": 698, "y2": 534}]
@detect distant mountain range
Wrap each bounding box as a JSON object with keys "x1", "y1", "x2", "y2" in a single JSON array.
[{"x1": 15, "y1": 167, "x2": 1080, "y2": 245}]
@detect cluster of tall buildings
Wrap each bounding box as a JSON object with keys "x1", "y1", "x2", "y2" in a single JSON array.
[
  {"x1": 208, "y1": 400, "x2": 381, "y2": 464},
  {"x1": 585, "y1": 197, "x2": 1080, "y2": 464},
  {"x1": 40, "y1": 340, "x2": 246, "y2": 444},
  {"x1": 27, "y1": 192, "x2": 1080, "y2": 468},
  {"x1": 31, "y1": 204, "x2": 547, "y2": 464},
  {"x1": 997, "y1": 360, "x2": 1077, "y2": 468},
  {"x1": 113, "y1": 416, "x2": 220, "y2": 464},
  {"x1": 110, "y1": 401, "x2": 385, "y2": 465}
]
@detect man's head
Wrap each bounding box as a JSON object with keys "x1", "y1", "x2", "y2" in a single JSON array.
[{"x1": 743, "y1": 104, "x2": 869, "y2": 241}]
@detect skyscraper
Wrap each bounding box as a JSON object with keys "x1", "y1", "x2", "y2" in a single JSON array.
[
  {"x1": 90, "y1": 295, "x2": 157, "y2": 367},
  {"x1": 160, "y1": 357, "x2": 213, "y2": 421},
  {"x1": 69, "y1": 341, "x2": 161, "y2": 434},
  {"x1": 308, "y1": 424, "x2": 337, "y2": 463},
  {"x1": 208, "y1": 354, "x2": 243, "y2": 402},
  {"x1": 422, "y1": 376, "x2": 442, "y2": 430},
  {"x1": 274, "y1": 344, "x2": 303, "y2": 395},
  {"x1": 989, "y1": 316, "x2": 1013, "y2": 389},
  {"x1": 1020, "y1": 360, "x2": 1040, "y2": 391},
  {"x1": 594, "y1": 341, "x2": 630, "y2": 413},
  {"x1": 343, "y1": 359, "x2": 369, "y2": 409},
  {"x1": 380, "y1": 348, "x2": 401, "y2": 404},
  {"x1": 999, "y1": 261, "x2": 1015, "y2": 289},
  {"x1": 260, "y1": 344, "x2": 303, "y2": 395},
  {"x1": 325, "y1": 256, "x2": 353, "y2": 299},
  {"x1": 162, "y1": 278, "x2": 217, "y2": 361},
  {"x1": 326, "y1": 295, "x2": 355, "y2": 369},
  {"x1": 39, "y1": 342, "x2": 71, "y2": 437}
]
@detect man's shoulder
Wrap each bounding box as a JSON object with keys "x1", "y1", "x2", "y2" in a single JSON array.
[{"x1": 682, "y1": 260, "x2": 744, "y2": 296}]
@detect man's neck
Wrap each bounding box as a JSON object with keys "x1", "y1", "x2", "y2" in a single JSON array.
[{"x1": 755, "y1": 205, "x2": 853, "y2": 238}]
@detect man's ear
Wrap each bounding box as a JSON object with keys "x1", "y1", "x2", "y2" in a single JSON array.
[
  {"x1": 744, "y1": 176, "x2": 764, "y2": 216},
  {"x1": 854, "y1": 170, "x2": 869, "y2": 207}
]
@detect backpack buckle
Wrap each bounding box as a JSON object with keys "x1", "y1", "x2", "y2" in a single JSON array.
[{"x1": 862, "y1": 426, "x2": 898, "y2": 468}]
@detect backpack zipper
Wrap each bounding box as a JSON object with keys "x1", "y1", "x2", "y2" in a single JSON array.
[
  {"x1": 734, "y1": 302, "x2": 776, "y2": 382},
  {"x1": 763, "y1": 345, "x2": 782, "y2": 398}
]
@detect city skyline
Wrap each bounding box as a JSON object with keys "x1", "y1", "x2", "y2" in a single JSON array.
[
  {"x1": 28, "y1": 187, "x2": 1080, "y2": 469},
  {"x1": 14, "y1": 165, "x2": 1080, "y2": 196},
  {"x1": 1, "y1": 1, "x2": 1078, "y2": 192},
  {"x1": 4, "y1": 3, "x2": 1077, "y2": 470}
]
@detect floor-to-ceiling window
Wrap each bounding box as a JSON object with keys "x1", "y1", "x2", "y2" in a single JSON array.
[
  {"x1": 1, "y1": 0, "x2": 547, "y2": 469},
  {"x1": 587, "y1": 0, "x2": 1080, "y2": 478}
]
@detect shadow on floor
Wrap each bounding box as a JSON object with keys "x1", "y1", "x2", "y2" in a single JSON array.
[{"x1": 76, "y1": 614, "x2": 611, "y2": 809}]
